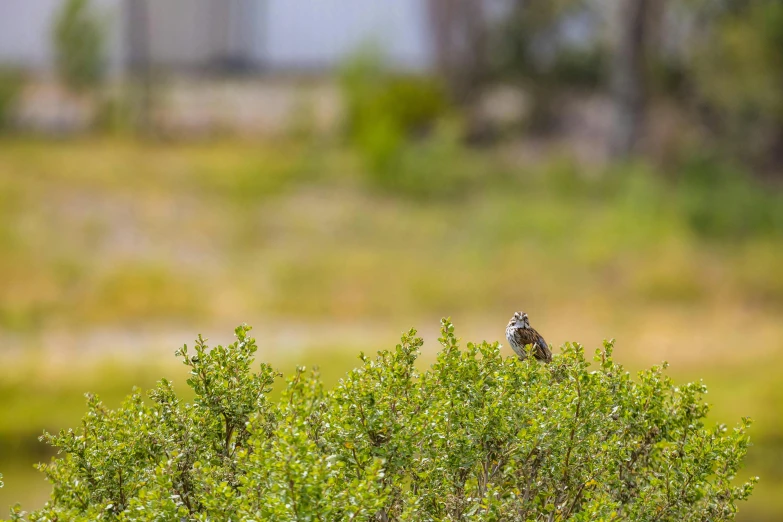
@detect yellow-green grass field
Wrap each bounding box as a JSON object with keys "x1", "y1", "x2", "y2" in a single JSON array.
[{"x1": 0, "y1": 138, "x2": 782, "y2": 519}]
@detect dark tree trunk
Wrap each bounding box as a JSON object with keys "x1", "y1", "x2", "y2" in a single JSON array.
[
  {"x1": 610, "y1": 0, "x2": 651, "y2": 158},
  {"x1": 427, "y1": 0, "x2": 487, "y2": 104},
  {"x1": 125, "y1": 0, "x2": 153, "y2": 135}
]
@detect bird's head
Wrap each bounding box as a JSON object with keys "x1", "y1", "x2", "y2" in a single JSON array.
[{"x1": 509, "y1": 311, "x2": 530, "y2": 329}]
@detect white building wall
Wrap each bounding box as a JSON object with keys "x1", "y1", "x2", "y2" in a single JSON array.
[
  {"x1": 0, "y1": 0, "x2": 432, "y2": 73},
  {"x1": 261, "y1": 0, "x2": 432, "y2": 70}
]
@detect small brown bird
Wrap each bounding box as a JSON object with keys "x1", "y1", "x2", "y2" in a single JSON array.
[{"x1": 505, "y1": 311, "x2": 552, "y2": 363}]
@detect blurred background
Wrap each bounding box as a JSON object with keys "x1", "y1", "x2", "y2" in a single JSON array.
[{"x1": 0, "y1": 0, "x2": 782, "y2": 519}]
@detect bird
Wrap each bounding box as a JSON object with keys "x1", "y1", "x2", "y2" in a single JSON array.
[{"x1": 505, "y1": 311, "x2": 552, "y2": 363}]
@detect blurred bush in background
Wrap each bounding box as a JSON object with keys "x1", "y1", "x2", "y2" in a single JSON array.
[
  {"x1": 52, "y1": 0, "x2": 104, "y2": 93},
  {"x1": 690, "y1": 1, "x2": 783, "y2": 167},
  {"x1": 675, "y1": 154, "x2": 783, "y2": 240},
  {"x1": 0, "y1": 69, "x2": 23, "y2": 131},
  {"x1": 340, "y1": 51, "x2": 454, "y2": 194}
]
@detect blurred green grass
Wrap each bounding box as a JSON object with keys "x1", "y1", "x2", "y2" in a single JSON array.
[
  {"x1": 0, "y1": 137, "x2": 782, "y2": 519},
  {"x1": 1, "y1": 138, "x2": 782, "y2": 330}
]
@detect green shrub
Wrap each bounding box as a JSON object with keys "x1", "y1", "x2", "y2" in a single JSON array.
[
  {"x1": 5, "y1": 321, "x2": 756, "y2": 521},
  {"x1": 339, "y1": 50, "x2": 450, "y2": 190},
  {"x1": 341, "y1": 52, "x2": 447, "y2": 142}
]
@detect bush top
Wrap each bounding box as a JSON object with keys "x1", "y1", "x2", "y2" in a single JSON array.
[{"x1": 5, "y1": 320, "x2": 756, "y2": 521}]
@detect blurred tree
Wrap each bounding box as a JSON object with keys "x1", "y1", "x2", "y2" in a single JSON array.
[
  {"x1": 627, "y1": 0, "x2": 783, "y2": 170},
  {"x1": 609, "y1": 0, "x2": 653, "y2": 158},
  {"x1": 427, "y1": 0, "x2": 488, "y2": 104},
  {"x1": 52, "y1": 0, "x2": 104, "y2": 93},
  {"x1": 125, "y1": 0, "x2": 153, "y2": 135},
  {"x1": 492, "y1": 0, "x2": 603, "y2": 133},
  {"x1": 687, "y1": 0, "x2": 783, "y2": 169}
]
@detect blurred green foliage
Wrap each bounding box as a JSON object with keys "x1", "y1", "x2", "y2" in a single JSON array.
[
  {"x1": 492, "y1": 0, "x2": 589, "y2": 81},
  {"x1": 377, "y1": 119, "x2": 486, "y2": 198},
  {"x1": 341, "y1": 51, "x2": 447, "y2": 141},
  {"x1": 636, "y1": 0, "x2": 783, "y2": 169},
  {"x1": 94, "y1": 95, "x2": 136, "y2": 136},
  {"x1": 340, "y1": 51, "x2": 452, "y2": 193},
  {"x1": 675, "y1": 154, "x2": 783, "y2": 239},
  {"x1": 3, "y1": 322, "x2": 757, "y2": 520},
  {"x1": 52, "y1": 0, "x2": 104, "y2": 92},
  {"x1": 491, "y1": 0, "x2": 604, "y2": 130},
  {"x1": 480, "y1": 0, "x2": 783, "y2": 169},
  {"x1": 0, "y1": 70, "x2": 24, "y2": 131},
  {"x1": 690, "y1": 1, "x2": 783, "y2": 159}
]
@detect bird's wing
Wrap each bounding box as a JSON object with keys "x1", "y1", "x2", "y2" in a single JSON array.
[
  {"x1": 534, "y1": 332, "x2": 548, "y2": 351},
  {"x1": 530, "y1": 328, "x2": 552, "y2": 362},
  {"x1": 512, "y1": 328, "x2": 527, "y2": 344},
  {"x1": 515, "y1": 328, "x2": 538, "y2": 348},
  {"x1": 516, "y1": 327, "x2": 551, "y2": 361}
]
